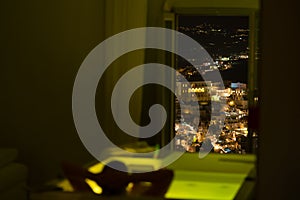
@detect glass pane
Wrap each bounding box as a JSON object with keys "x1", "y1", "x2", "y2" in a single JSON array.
[{"x1": 175, "y1": 16, "x2": 252, "y2": 154}]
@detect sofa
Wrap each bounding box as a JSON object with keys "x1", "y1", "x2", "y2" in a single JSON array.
[{"x1": 0, "y1": 148, "x2": 28, "y2": 200}]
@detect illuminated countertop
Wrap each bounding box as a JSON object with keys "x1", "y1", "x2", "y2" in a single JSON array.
[
  {"x1": 165, "y1": 170, "x2": 247, "y2": 200},
  {"x1": 55, "y1": 153, "x2": 256, "y2": 199},
  {"x1": 165, "y1": 153, "x2": 256, "y2": 199}
]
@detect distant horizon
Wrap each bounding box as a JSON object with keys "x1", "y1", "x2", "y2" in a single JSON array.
[{"x1": 177, "y1": 15, "x2": 249, "y2": 84}]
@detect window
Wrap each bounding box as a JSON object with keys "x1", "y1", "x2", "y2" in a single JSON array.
[{"x1": 164, "y1": 0, "x2": 260, "y2": 155}]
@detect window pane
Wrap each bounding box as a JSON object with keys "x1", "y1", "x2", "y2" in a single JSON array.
[{"x1": 175, "y1": 16, "x2": 252, "y2": 154}]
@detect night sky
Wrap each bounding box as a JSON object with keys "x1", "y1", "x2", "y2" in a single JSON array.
[
  {"x1": 178, "y1": 16, "x2": 249, "y2": 30},
  {"x1": 177, "y1": 15, "x2": 249, "y2": 83}
]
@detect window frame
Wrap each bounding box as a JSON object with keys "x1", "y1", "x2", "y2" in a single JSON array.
[{"x1": 163, "y1": 0, "x2": 260, "y2": 154}]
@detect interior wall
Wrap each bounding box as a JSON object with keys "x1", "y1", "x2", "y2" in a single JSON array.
[
  {"x1": 0, "y1": 0, "x2": 106, "y2": 186},
  {"x1": 258, "y1": 0, "x2": 300, "y2": 198},
  {"x1": 0, "y1": 0, "x2": 150, "y2": 187}
]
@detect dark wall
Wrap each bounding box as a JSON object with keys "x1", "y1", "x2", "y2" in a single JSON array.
[
  {"x1": 258, "y1": 0, "x2": 300, "y2": 199},
  {"x1": 0, "y1": 0, "x2": 105, "y2": 186}
]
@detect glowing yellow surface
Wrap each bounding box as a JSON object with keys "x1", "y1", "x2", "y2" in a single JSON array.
[
  {"x1": 165, "y1": 170, "x2": 246, "y2": 200},
  {"x1": 85, "y1": 179, "x2": 103, "y2": 194},
  {"x1": 87, "y1": 162, "x2": 104, "y2": 173},
  {"x1": 56, "y1": 154, "x2": 255, "y2": 199},
  {"x1": 56, "y1": 162, "x2": 105, "y2": 192},
  {"x1": 56, "y1": 179, "x2": 74, "y2": 192}
]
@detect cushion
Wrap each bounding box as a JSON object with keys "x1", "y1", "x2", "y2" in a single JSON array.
[{"x1": 0, "y1": 163, "x2": 28, "y2": 192}]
